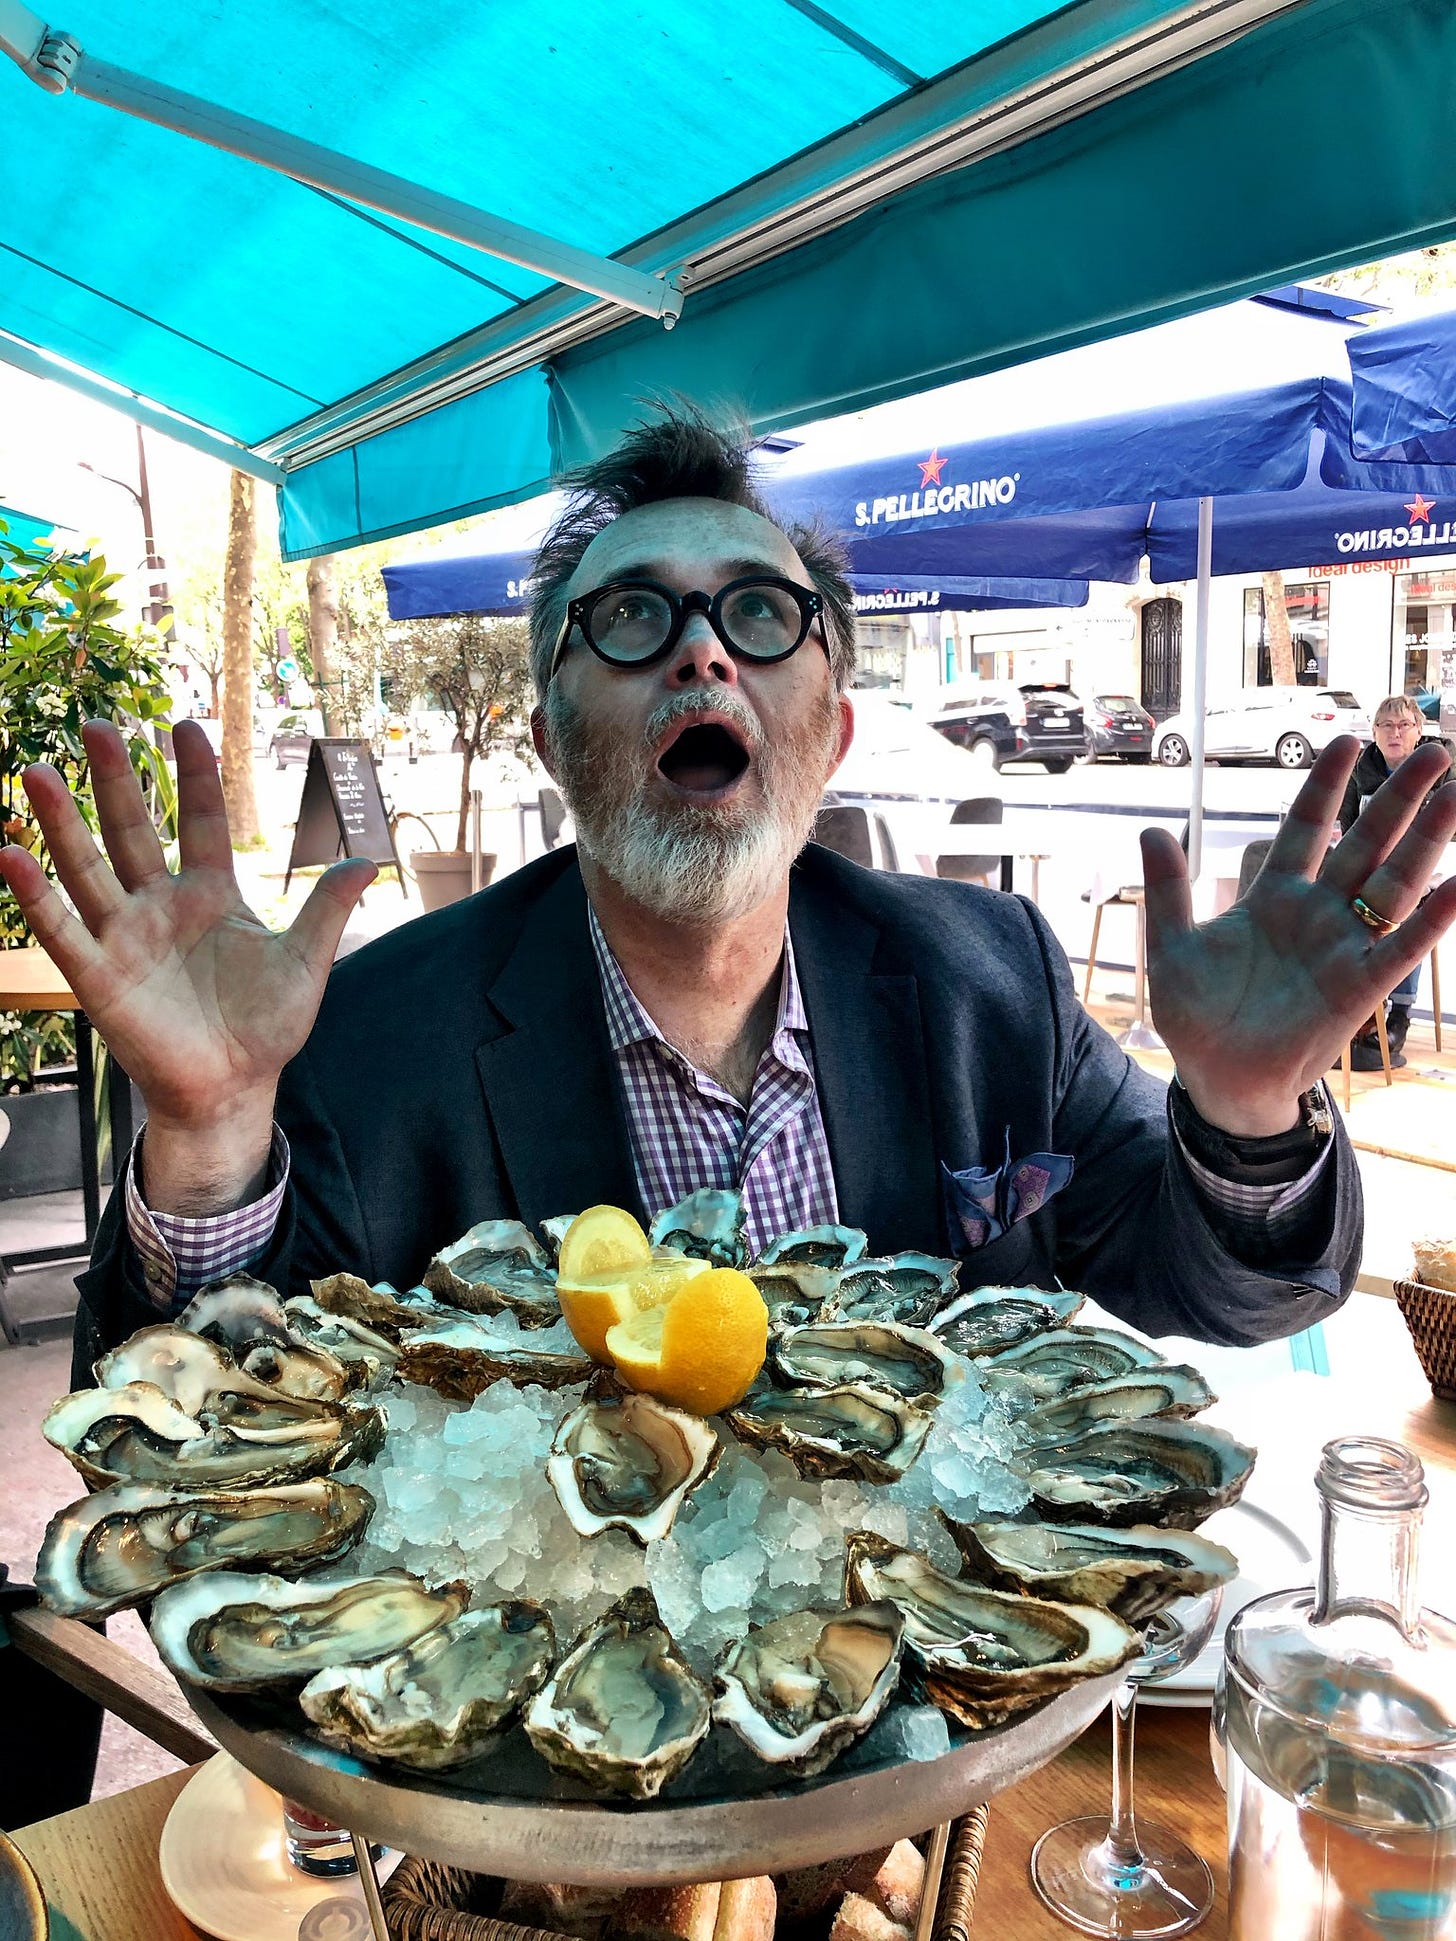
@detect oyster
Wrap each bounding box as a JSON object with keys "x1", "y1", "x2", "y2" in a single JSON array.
[
  {"x1": 178, "y1": 1277, "x2": 351, "y2": 1402},
  {"x1": 725, "y1": 1382, "x2": 932, "y2": 1483},
  {"x1": 399, "y1": 1318, "x2": 593, "y2": 1400},
  {"x1": 423, "y1": 1222, "x2": 561, "y2": 1328},
  {"x1": 94, "y1": 1326, "x2": 289, "y2": 1416},
  {"x1": 524, "y1": 1588, "x2": 711, "y2": 1799},
  {"x1": 928, "y1": 1287, "x2": 1086, "y2": 1359},
  {"x1": 749, "y1": 1262, "x2": 841, "y2": 1329},
  {"x1": 649, "y1": 1188, "x2": 749, "y2": 1269},
  {"x1": 712, "y1": 1602, "x2": 905, "y2": 1777},
  {"x1": 1020, "y1": 1420, "x2": 1257, "y2": 1528},
  {"x1": 770, "y1": 1321, "x2": 965, "y2": 1408},
  {"x1": 309, "y1": 1274, "x2": 440, "y2": 1341},
  {"x1": 43, "y1": 1380, "x2": 384, "y2": 1491},
  {"x1": 977, "y1": 1326, "x2": 1166, "y2": 1402},
  {"x1": 151, "y1": 1568, "x2": 468, "y2": 1691},
  {"x1": 756, "y1": 1225, "x2": 869, "y2": 1270},
  {"x1": 844, "y1": 1531, "x2": 1140, "y2": 1726},
  {"x1": 300, "y1": 1601, "x2": 556, "y2": 1771},
  {"x1": 547, "y1": 1389, "x2": 718, "y2": 1544},
  {"x1": 35, "y1": 1478, "x2": 374, "y2": 1620},
  {"x1": 1016, "y1": 1365, "x2": 1215, "y2": 1447},
  {"x1": 943, "y1": 1517, "x2": 1239, "y2": 1624},
  {"x1": 830, "y1": 1254, "x2": 960, "y2": 1328},
  {"x1": 282, "y1": 1297, "x2": 399, "y2": 1390},
  {"x1": 539, "y1": 1215, "x2": 578, "y2": 1263}
]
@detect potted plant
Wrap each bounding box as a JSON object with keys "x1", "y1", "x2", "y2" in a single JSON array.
[
  {"x1": 0, "y1": 520, "x2": 173, "y2": 1193},
  {"x1": 388, "y1": 614, "x2": 533, "y2": 911}
]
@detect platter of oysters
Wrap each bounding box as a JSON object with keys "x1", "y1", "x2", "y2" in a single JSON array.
[{"x1": 35, "y1": 1190, "x2": 1250, "y2": 1880}]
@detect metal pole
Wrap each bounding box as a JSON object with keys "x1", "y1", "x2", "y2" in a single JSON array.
[
  {"x1": 1187, "y1": 495, "x2": 1213, "y2": 884},
  {"x1": 349, "y1": 1832, "x2": 391, "y2": 1940}
]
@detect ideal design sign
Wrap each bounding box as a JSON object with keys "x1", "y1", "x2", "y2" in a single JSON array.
[
  {"x1": 1332, "y1": 495, "x2": 1456, "y2": 556},
  {"x1": 854, "y1": 448, "x2": 1019, "y2": 528}
]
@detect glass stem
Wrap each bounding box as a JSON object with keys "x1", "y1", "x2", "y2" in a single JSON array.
[{"x1": 1106, "y1": 1674, "x2": 1146, "y2": 1874}]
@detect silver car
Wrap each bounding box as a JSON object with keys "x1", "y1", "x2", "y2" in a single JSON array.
[{"x1": 1153, "y1": 688, "x2": 1371, "y2": 769}]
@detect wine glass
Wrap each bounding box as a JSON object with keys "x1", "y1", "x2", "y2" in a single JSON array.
[{"x1": 1029, "y1": 1584, "x2": 1225, "y2": 1937}]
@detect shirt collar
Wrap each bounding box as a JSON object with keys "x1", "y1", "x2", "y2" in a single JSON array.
[{"x1": 587, "y1": 902, "x2": 807, "y2": 1058}]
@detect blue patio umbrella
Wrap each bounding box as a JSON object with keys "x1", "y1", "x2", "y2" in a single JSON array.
[
  {"x1": 1347, "y1": 305, "x2": 1456, "y2": 464},
  {"x1": 0, "y1": 504, "x2": 75, "y2": 555}
]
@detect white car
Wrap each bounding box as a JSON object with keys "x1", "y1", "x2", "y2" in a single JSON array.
[
  {"x1": 1153, "y1": 689, "x2": 1371, "y2": 769},
  {"x1": 834, "y1": 689, "x2": 996, "y2": 801}
]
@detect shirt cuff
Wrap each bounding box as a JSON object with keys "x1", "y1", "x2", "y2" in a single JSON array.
[{"x1": 124, "y1": 1126, "x2": 291, "y2": 1312}]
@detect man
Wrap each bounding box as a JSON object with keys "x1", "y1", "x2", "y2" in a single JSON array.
[
  {"x1": 1338, "y1": 693, "x2": 1453, "y2": 1068},
  {"x1": 3, "y1": 413, "x2": 1454, "y2": 1385}
]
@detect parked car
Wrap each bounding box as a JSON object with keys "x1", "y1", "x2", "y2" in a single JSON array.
[
  {"x1": 1152, "y1": 688, "x2": 1371, "y2": 769},
  {"x1": 1083, "y1": 693, "x2": 1155, "y2": 762},
  {"x1": 268, "y1": 709, "x2": 325, "y2": 767},
  {"x1": 926, "y1": 683, "x2": 1089, "y2": 773}
]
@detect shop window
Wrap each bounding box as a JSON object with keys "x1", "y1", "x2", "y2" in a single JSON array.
[
  {"x1": 1393, "y1": 571, "x2": 1456, "y2": 700},
  {"x1": 1243, "y1": 582, "x2": 1329, "y2": 687}
]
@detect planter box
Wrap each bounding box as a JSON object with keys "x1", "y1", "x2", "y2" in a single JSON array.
[{"x1": 0, "y1": 1083, "x2": 125, "y2": 1200}]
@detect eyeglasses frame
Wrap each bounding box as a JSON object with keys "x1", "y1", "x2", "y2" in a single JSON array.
[{"x1": 548, "y1": 573, "x2": 826, "y2": 682}]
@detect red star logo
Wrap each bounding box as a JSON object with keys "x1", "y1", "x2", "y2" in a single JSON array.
[
  {"x1": 918, "y1": 448, "x2": 947, "y2": 489},
  {"x1": 1406, "y1": 493, "x2": 1436, "y2": 523}
]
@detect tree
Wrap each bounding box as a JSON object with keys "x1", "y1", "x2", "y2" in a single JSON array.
[
  {"x1": 390, "y1": 614, "x2": 533, "y2": 851},
  {"x1": 1261, "y1": 572, "x2": 1298, "y2": 686},
  {"x1": 221, "y1": 470, "x2": 260, "y2": 845},
  {"x1": 308, "y1": 555, "x2": 343, "y2": 734}
]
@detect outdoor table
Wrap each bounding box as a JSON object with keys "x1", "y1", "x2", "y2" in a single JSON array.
[{"x1": 0, "y1": 947, "x2": 135, "y2": 1341}]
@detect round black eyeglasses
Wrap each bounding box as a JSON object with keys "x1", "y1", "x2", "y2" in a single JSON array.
[{"x1": 549, "y1": 575, "x2": 825, "y2": 679}]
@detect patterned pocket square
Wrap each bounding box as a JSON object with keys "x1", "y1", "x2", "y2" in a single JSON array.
[{"x1": 941, "y1": 1129, "x2": 1075, "y2": 1251}]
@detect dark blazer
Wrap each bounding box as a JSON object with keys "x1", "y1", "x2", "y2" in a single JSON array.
[{"x1": 74, "y1": 845, "x2": 1359, "y2": 1384}]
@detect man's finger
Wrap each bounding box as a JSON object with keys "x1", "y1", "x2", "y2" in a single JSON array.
[
  {"x1": 0, "y1": 845, "x2": 111, "y2": 993},
  {"x1": 83, "y1": 720, "x2": 169, "y2": 892},
  {"x1": 1350, "y1": 782, "x2": 1456, "y2": 932},
  {"x1": 17, "y1": 762, "x2": 126, "y2": 930},
  {"x1": 174, "y1": 719, "x2": 238, "y2": 876},
  {"x1": 1360, "y1": 874, "x2": 1456, "y2": 999},
  {"x1": 1140, "y1": 827, "x2": 1194, "y2": 955},
  {"x1": 285, "y1": 860, "x2": 377, "y2": 981},
  {"x1": 1321, "y1": 738, "x2": 1453, "y2": 899},
  {"x1": 1258, "y1": 737, "x2": 1360, "y2": 881}
]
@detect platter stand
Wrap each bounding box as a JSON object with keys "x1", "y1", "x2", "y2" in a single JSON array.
[{"x1": 189, "y1": 1672, "x2": 1123, "y2": 1941}]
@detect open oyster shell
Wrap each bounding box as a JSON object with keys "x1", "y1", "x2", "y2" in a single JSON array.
[
  {"x1": 749, "y1": 1262, "x2": 841, "y2": 1329},
  {"x1": 844, "y1": 1531, "x2": 1140, "y2": 1726},
  {"x1": 150, "y1": 1569, "x2": 469, "y2": 1691},
  {"x1": 770, "y1": 1320, "x2": 964, "y2": 1408},
  {"x1": 712, "y1": 1602, "x2": 905, "y2": 1777},
  {"x1": 524, "y1": 1588, "x2": 711, "y2": 1799},
  {"x1": 943, "y1": 1517, "x2": 1239, "y2": 1624},
  {"x1": 422, "y1": 1222, "x2": 561, "y2": 1328},
  {"x1": 399, "y1": 1317, "x2": 593, "y2": 1400},
  {"x1": 309, "y1": 1274, "x2": 444, "y2": 1341},
  {"x1": 756, "y1": 1226, "x2": 869, "y2": 1270},
  {"x1": 725, "y1": 1382, "x2": 932, "y2": 1483},
  {"x1": 282, "y1": 1297, "x2": 399, "y2": 1390},
  {"x1": 649, "y1": 1188, "x2": 749, "y2": 1269},
  {"x1": 1016, "y1": 1365, "x2": 1215, "y2": 1447},
  {"x1": 177, "y1": 1277, "x2": 350, "y2": 1402},
  {"x1": 977, "y1": 1326, "x2": 1165, "y2": 1401},
  {"x1": 829, "y1": 1254, "x2": 960, "y2": 1328},
  {"x1": 1020, "y1": 1419, "x2": 1257, "y2": 1528},
  {"x1": 300, "y1": 1601, "x2": 556, "y2": 1771},
  {"x1": 94, "y1": 1326, "x2": 291, "y2": 1415},
  {"x1": 547, "y1": 1388, "x2": 718, "y2": 1544},
  {"x1": 35, "y1": 1478, "x2": 375, "y2": 1620},
  {"x1": 928, "y1": 1287, "x2": 1086, "y2": 1358}
]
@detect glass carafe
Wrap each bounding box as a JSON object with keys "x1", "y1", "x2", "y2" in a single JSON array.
[{"x1": 1221, "y1": 1436, "x2": 1456, "y2": 1940}]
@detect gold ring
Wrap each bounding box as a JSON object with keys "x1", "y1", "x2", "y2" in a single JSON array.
[{"x1": 1352, "y1": 895, "x2": 1396, "y2": 935}]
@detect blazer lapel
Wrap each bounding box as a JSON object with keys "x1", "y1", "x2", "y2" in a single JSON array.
[
  {"x1": 474, "y1": 861, "x2": 642, "y2": 1226},
  {"x1": 790, "y1": 858, "x2": 941, "y2": 1254}
]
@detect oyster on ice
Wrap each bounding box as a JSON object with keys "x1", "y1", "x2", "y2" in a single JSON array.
[
  {"x1": 95, "y1": 1326, "x2": 292, "y2": 1416},
  {"x1": 423, "y1": 1222, "x2": 561, "y2": 1328},
  {"x1": 844, "y1": 1531, "x2": 1140, "y2": 1726},
  {"x1": 831, "y1": 1254, "x2": 960, "y2": 1328},
  {"x1": 309, "y1": 1274, "x2": 441, "y2": 1341},
  {"x1": 539, "y1": 1215, "x2": 578, "y2": 1263},
  {"x1": 649, "y1": 1188, "x2": 749, "y2": 1269},
  {"x1": 177, "y1": 1277, "x2": 350, "y2": 1402},
  {"x1": 712, "y1": 1602, "x2": 905, "y2": 1777},
  {"x1": 977, "y1": 1326, "x2": 1165, "y2": 1402},
  {"x1": 1016, "y1": 1365, "x2": 1215, "y2": 1447},
  {"x1": 928, "y1": 1287, "x2": 1085, "y2": 1359},
  {"x1": 725, "y1": 1382, "x2": 932, "y2": 1483},
  {"x1": 547, "y1": 1388, "x2": 718, "y2": 1544},
  {"x1": 150, "y1": 1569, "x2": 469, "y2": 1691},
  {"x1": 400, "y1": 1318, "x2": 593, "y2": 1400},
  {"x1": 282, "y1": 1297, "x2": 399, "y2": 1389},
  {"x1": 524, "y1": 1588, "x2": 711, "y2": 1799},
  {"x1": 300, "y1": 1601, "x2": 556, "y2": 1771},
  {"x1": 749, "y1": 1262, "x2": 841, "y2": 1329},
  {"x1": 943, "y1": 1517, "x2": 1238, "y2": 1624},
  {"x1": 770, "y1": 1321, "x2": 964, "y2": 1408},
  {"x1": 1021, "y1": 1419, "x2": 1256, "y2": 1527},
  {"x1": 35, "y1": 1478, "x2": 375, "y2": 1620},
  {"x1": 756, "y1": 1225, "x2": 869, "y2": 1270}
]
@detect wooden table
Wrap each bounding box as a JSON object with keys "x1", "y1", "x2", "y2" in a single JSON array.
[{"x1": 10, "y1": 1300, "x2": 1455, "y2": 1939}]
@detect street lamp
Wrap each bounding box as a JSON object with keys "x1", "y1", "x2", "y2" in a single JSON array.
[{"x1": 79, "y1": 423, "x2": 173, "y2": 637}]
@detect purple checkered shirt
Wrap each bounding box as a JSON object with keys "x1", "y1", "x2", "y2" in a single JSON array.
[
  {"x1": 587, "y1": 906, "x2": 839, "y2": 1255},
  {"x1": 125, "y1": 1127, "x2": 291, "y2": 1312}
]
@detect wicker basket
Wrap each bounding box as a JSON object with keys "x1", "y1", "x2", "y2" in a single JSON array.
[
  {"x1": 1394, "y1": 1277, "x2": 1456, "y2": 1400},
  {"x1": 379, "y1": 1810, "x2": 992, "y2": 1941}
]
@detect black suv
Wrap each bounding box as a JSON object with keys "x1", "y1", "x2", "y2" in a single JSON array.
[{"x1": 928, "y1": 683, "x2": 1088, "y2": 773}]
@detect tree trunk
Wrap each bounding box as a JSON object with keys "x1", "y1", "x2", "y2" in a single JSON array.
[
  {"x1": 308, "y1": 556, "x2": 343, "y2": 735},
  {"x1": 455, "y1": 741, "x2": 474, "y2": 855},
  {"x1": 1261, "y1": 571, "x2": 1298, "y2": 686},
  {"x1": 221, "y1": 470, "x2": 260, "y2": 845}
]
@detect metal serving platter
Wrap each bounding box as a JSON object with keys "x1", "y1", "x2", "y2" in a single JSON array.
[{"x1": 189, "y1": 1672, "x2": 1121, "y2": 1885}]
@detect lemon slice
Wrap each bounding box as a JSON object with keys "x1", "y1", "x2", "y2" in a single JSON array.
[
  {"x1": 557, "y1": 1253, "x2": 709, "y2": 1364},
  {"x1": 605, "y1": 1267, "x2": 769, "y2": 1416},
  {"x1": 556, "y1": 1205, "x2": 652, "y2": 1281}
]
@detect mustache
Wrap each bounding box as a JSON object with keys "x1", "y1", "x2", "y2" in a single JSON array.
[{"x1": 642, "y1": 688, "x2": 765, "y2": 755}]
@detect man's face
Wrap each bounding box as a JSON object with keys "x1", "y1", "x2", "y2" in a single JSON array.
[
  {"x1": 536, "y1": 499, "x2": 853, "y2": 923},
  {"x1": 1373, "y1": 707, "x2": 1422, "y2": 768}
]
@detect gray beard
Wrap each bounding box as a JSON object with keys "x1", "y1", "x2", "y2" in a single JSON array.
[{"x1": 543, "y1": 686, "x2": 839, "y2": 924}]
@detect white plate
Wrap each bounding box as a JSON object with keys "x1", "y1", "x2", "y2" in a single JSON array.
[
  {"x1": 160, "y1": 1752, "x2": 402, "y2": 1941},
  {"x1": 1140, "y1": 1491, "x2": 1315, "y2": 1707}
]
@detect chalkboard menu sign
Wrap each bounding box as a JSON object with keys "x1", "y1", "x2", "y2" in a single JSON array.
[{"x1": 284, "y1": 739, "x2": 404, "y2": 893}]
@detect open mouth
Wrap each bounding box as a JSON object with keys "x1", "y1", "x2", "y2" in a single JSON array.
[{"x1": 655, "y1": 719, "x2": 753, "y2": 796}]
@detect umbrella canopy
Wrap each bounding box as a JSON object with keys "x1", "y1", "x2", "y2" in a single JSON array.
[
  {"x1": 1347, "y1": 304, "x2": 1456, "y2": 464},
  {"x1": 0, "y1": 503, "x2": 75, "y2": 553},
  {"x1": 5, "y1": 0, "x2": 1456, "y2": 558}
]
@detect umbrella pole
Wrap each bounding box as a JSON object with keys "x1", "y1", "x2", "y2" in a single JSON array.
[{"x1": 1186, "y1": 496, "x2": 1213, "y2": 883}]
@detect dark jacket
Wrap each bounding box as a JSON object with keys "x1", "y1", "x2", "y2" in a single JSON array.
[
  {"x1": 1339, "y1": 737, "x2": 1455, "y2": 834},
  {"x1": 73, "y1": 845, "x2": 1360, "y2": 1384}
]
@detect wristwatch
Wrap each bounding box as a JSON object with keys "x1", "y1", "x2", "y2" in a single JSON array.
[{"x1": 1170, "y1": 1075, "x2": 1333, "y2": 1176}]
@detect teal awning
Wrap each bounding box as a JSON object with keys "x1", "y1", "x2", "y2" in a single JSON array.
[
  {"x1": 0, "y1": 503, "x2": 76, "y2": 553},
  {"x1": 5, "y1": 0, "x2": 1456, "y2": 559}
]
